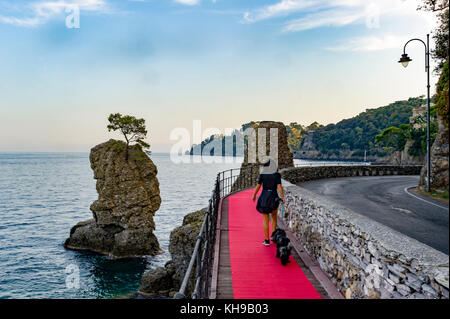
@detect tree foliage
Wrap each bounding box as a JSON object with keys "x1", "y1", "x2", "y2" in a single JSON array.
[
  {"x1": 418, "y1": 0, "x2": 449, "y2": 128},
  {"x1": 286, "y1": 122, "x2": 306, "y2": 151},
  {"x1": 107, "y1": 113, "x2": 150, "y2": 161},
  {"x1": 434, "y1": 61, "x2": 449, "y2": 126},
  {"x1": 310, "y1": 97, "x2": 426, "y2": 155},
  {"x1": 375, "y1": 125, "x2": 409, "y2": 153},
  {"x1": 187, "y1": 98, "x2": 435, "y2": 160},
  {"x1": 375, "y1": 110, "x2": 438, "y2": 157},
  {"x1": 418, "y1": 0, "x2": 449, "y2": 72}
]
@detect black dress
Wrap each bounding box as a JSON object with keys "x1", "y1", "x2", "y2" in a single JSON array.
[{"x1": 256, "y1": 172, "x2": 282, "y2": 214}]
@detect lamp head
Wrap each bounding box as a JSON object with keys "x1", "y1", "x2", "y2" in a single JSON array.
[{"x1": 398, "y1": 53, "x2": 412, "y2": 68}]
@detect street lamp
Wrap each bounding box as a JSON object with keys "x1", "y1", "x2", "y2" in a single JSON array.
[
  {"x1": 398, "y1": 54, "x2": 412, "y2": 68},
  {"x1": 398, "y1": 34, "x2": 431, "y2": 192}
]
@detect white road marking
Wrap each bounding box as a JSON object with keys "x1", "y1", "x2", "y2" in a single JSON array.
[
  {"x1": 391, "y1": 206, "x2": 413, "y2": 214},
  {"x1": 404, "y1": 187, "x2": 449, "y2": 210}
]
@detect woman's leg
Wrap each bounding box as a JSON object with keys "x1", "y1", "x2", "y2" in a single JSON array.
[
  {"x1": 262, "y1": 214, "x2": 270, "y2": 240},
  {"x1": 270, "y1": 209, "x2": 278, "y2": 233}
]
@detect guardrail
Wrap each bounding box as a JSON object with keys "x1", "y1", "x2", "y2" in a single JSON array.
[{"x1": 174, "y1": 165, "x2": 258, "y2": 299}]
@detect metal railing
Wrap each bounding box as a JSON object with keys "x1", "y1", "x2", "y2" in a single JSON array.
[
  {"x1": 174, "y1": 165, "x2": 259, "y2": 299},
  {"x1": 173, "y1": 161, "x2": 371, "y2": 299},
  {"x1": 173, "y1": 161, "x2": 424, "y2": 298}
]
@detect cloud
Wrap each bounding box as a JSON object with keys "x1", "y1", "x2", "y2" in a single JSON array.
[
  {"x1": 243, "y1": 0, "x2": 427, "y2": 32},
  {"x1": 282, "y1": 8, "x2": 364, "y2": 32},
  {"x1": 174, "y1": 0, "x2": 201, "y2": 6},
  {"x1": 0, "y1": 15, "x2": 42, "y2": 27},
  {"x1": 173, "y1": 0, "x2": 218, "y2": 6},
  {"x1": 325, "y1": 34, "x2": 409, "y2": 52},
  {"x1": 0, "y1": 0, "x2": 107, "y2": 27},
  {"x1": 243, "y1": 0, "x2": 323, "y2": 23}
]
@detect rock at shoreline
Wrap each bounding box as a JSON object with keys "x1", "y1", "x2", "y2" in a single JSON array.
[
  {"x1": 64, "y1": 139, "x2": 162, "y2": 258},
  {"x1": 139, "y1": 209, "x2": 206, "y2": 297},
  {"x1": 140, "y1": 262, "x2": 175, "y2": 297}
]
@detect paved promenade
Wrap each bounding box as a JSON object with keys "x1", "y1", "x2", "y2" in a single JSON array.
[{"x1": 214, "y1": 188, "x2": 342, "y2": 299}]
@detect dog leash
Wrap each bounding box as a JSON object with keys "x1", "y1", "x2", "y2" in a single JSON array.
[{"x1": 280, "y1": 202, "x2": 284, "y2": 230}]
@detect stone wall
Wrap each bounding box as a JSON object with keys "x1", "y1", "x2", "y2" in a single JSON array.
[
  {"x1": 281, "y1": 179, "x2": 449, "y2": 299},
  {"x1": 281, "y1": 165, "x2": 422, "y2": 185}
]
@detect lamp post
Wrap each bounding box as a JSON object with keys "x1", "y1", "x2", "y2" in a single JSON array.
[{"x1": 398, "y1": 34, "x2": 431, "y2": 192}]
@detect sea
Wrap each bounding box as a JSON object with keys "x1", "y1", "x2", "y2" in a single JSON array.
[{"x1": 0, "y1": 152, "x2": 361, "y2": 299}]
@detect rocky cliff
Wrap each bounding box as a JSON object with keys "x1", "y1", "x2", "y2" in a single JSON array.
[
  {"x1": 64, "y1": 139, "x2": 162, "y2": 258},
  {"x1": 375, "y1": 139, "x2": 424, "y2": 165},
  {"x1": 139, "y1": 209, "x2": 206, "y2": 298},
  {"x1": 419, "y1": 113, "x2": 449, "y2": 191}
]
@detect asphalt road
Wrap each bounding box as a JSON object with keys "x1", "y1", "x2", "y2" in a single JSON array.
[{"x1": 301, "y1": 176, "x2": 449, "y2": 255}]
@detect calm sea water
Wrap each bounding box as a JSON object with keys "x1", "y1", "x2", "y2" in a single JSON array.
[
  {"x1": 0, "y1": 152, "x2": 357, "y2": 299},
  {"x1": 0, "y1": 152, "x2": 247, "y2": 299}
]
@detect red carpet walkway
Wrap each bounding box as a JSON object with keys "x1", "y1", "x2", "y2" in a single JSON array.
[{"x1": 227, "y1": 188, "x2": 322, "y2": 299}]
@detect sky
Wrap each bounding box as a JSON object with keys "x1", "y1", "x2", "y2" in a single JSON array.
[{"x1": 0, "y1": 0, "x2": 440, "y2": 152}]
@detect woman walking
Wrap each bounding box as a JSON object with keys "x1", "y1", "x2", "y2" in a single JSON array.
[{"x1": 252, "y1": 158, "x2": 285, "y2": 246}]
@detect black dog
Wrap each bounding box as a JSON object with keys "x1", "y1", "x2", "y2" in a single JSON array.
[
  {"x1": 279, "y1": 244, "x2": 292, "y2": 265},
  {"x1": 271, "y1": 228, "x2": 286, "y2": 243},
  {"x1": 272, "y1": 229, "x2": 291, "y2": 265}
]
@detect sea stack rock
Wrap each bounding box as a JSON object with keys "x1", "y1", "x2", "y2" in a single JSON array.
[
  {"x1": 232, "y1": 121, "x2": 294, "y2": 191},
  {"x1": 65, "y1": 139, "x2": 161, "y2": 258}
]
